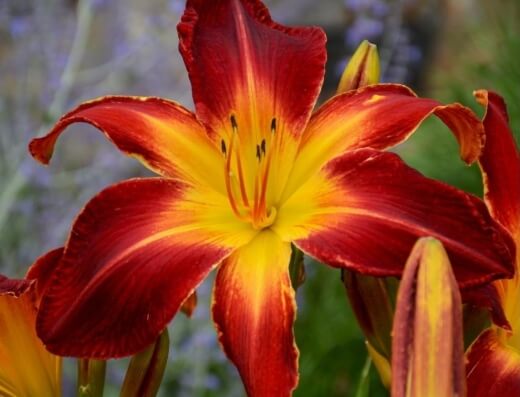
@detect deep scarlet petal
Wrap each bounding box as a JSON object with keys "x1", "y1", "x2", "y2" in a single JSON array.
[
  {"x1": 0, "y1": 275, "x2": 32, "y2": 297},
  {"x1": 26, "y1": 247, "x2": 64, "y2": 304},
  {"x1": 177, "y1": 0, "x2": 326, "y2": 138},
  {"x1": 284, "y1": 84, "x2": 484, "y2": 200},
  {"x1": 212, "y1": 231, "x2": 298, "y2": 397},
  {"x1": 177, "y1": 0, "x2": 326, "y2": 202},
  {"x1": 37, "y1": 178, "x2": 252, "y2": 358},
  {"x1": 466, "y1": 329, "x2": 520, "y2": 396},
  {"x1": 476, "y1": 89, "x2": 520, "y2": 236},
  {"x1": 29, "y1": 96, "x2": 224, "y2": 191},
  {"x1": 462, "y1": 284, "x2": 510, "y2": 330},
  {"x1": 276, "y1": 149, "x2": 515, "y2": 289}
]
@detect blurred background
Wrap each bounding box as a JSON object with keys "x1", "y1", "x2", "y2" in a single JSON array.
[{"x1": 0, "y1": 0, "x2": 519, "y2": 395}]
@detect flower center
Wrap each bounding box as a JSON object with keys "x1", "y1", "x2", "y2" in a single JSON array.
[{"x1": 220, "y1": 115, "x2": 278, "y2": 230}]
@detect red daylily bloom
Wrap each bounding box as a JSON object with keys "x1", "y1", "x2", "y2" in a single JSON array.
[
  {"x1": 29, "y1": 1, "x2": 514, "y2": 396},
  {"x1": 0, "y1": 249, "x2": 62, "y2": 397},
  {"x1": 465, "y1": 90, "x2": 520, "y2": 396}
]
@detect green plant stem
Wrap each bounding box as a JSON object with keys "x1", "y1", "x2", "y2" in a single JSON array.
[
  {"x1": 77, "y1": 359, "x2": 106, "y2": 397},
  {"x1": 120, "y1": 329, "x2": 170, "y2": 397}
]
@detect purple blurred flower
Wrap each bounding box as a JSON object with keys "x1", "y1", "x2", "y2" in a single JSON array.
[
  {"x1": 9, "y1": 16, "x2": 30, "y2": 38},
  {"x1": 345, "y1": 17, "x2": 384, "y2": 47}
]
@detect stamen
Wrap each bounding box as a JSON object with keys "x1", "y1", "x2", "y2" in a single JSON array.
[
  {"x1": 271, "y1": 117, "x2": 277, "y2": 134},
  {"x1": 256, "y1": 145, "x2": 261, "y2": 162},
  {"x1": 230, "y1": 115, "x2": 238, "y2": 130},
  {"x1": 258, "y1": 149, "x2": 272, "y2": 220},
  {"x1": 221, "y1": 139, "x2": 227, "y2": 157},
  {"x1": 253, "y1": 169, "x2": 260, "y2": 222},
  {"x1": 224, "y1": 130, "x2": 244, "y2": 220},
  {"x1": 229, "y1": 116, "x2": 250, "y2": 207},
  {"x1": 260, "y1": 139, "x2": 266, "y2": 156},
  {"x1": 235, "y1": 148, "x2": 250, "y2": 207}
]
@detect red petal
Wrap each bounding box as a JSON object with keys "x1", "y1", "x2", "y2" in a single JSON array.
[
  {"x1": 177, "y1": 0, "x2": 326, "y2": 139},
  {"x1": 284, "y1": 84, "x2": 484, "y2": 199},
  {"x1": 287, "y1": 149, "x2": 515, "y2": 289},
  {"x1": 0, "y1": 275, "x2": 33, "y2": 297},
  {"x1": 29, "y1": 96, "x2": 224, "y2": 191},
  {"x1": 476, "y1": 90, "x2": 520, "y2": 236},
  {"x1": 212, "y1": 231, "x2": 298, "y2": 396},
  {"x1": 37, "y1": 178, "x2": 237, "y2": 358},
  {"x1": 466, "y1": 329, "x2": 520, "y2": 396},
  {"x1": 26, "y1": 247, "x2": 64, "y2": 304},
  {"x1": 462, "y1": 284, "x2": 510, "y2": 330}
]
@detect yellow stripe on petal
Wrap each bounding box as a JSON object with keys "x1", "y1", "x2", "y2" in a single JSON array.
[
  {"x1": 29, "y1": 96, "x2": 226, "y2": 194},
  {"x1": 283, "y1": 84, "x2": 484, "y2": 201},
  {"x1": 212, "y1": 230, "x2": 298, "y2": 396},
  {"x1": 0, "y1": 285, "x2": 61, "y2": 397},
  {"x1": 176, "y1": 184, "x2": 258, "y2": 248}
]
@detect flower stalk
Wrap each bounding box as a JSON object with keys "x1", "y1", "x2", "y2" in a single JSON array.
[
  {"x1": 120, "y1": 329, "x2": 170, "y2": 397},
  {"x1": 77, "y1": 359, "x2": 106, "y2": 397}
]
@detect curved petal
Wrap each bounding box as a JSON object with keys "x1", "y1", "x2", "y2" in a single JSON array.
[
  {"x1": 466, "y1": 329, "x2": 520, "y2": 396},
  {"x1": 476, "y1": 90, "x2": 520, "y2": 236},
  {"x1": 37, "y1": 178, "x2": 257, "y2": 358},
  {"x1": 475, "y1": 90, "x2": 520, "y2": 344},
  {"x1": 462, "y1": 284, "x2": 510, "y2": 330},
  {"x1": 26, "y1": 247, "x2": 64, "y2": 305},
  {"x1": 274, "y1": 149, "x2": 515, "y2": 289},
  {"x1": 212, "y1": 230, "x2": 298, "y2": 397},
  {"x1": 178, "y1": 0, "x2": 326, "y2": 137},
  {"x1": 0, "y1": 276, "x2": 61, "y2": 397},
  {"x1": 29, "y1": 96, "x2": 225, "y2": 192},
  {"x1": 178, "y1": 0, "x2": 327, "y2": 201},
  {"x1": 283, "y1": 84, "x2": 484, "y2": 200}
]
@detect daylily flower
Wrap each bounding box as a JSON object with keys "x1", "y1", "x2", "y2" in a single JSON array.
[
  {"x1": 392, "y1": 238, "x2": 465, "y2": 397},
  {"x1": 29, "y1": 1, "x2": 515, "y2": 395},
  {"x1": 0, "y1": 249, "x2": 62, "y2": 397},
  {"x1": 465, "y1": 90, "x2": 520, "y2": 395}
]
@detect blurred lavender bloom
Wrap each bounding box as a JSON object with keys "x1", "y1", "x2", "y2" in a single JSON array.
[
  {"x1": 344, "y1": 0, "x2": 365, "y2": 13},
  {"x1": 205, "y1": 374, "x2": 221, "y2": 390},
  {"x1": 168, "y1": 0, "x2": 184, "y2": 15},
  {"x1": 345, "y1": 17, "x2": 384, "y2": 47},
  {"x1": 9, "y1": 16, "x2": 30, "y2": 38},
  {"x1": 371, "y1": 0, "x2": 389, "y2": 17}
]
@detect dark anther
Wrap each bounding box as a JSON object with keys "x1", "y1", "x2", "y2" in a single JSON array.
[
  {"x1": 270, "y1": 117, "x2": 276, "y2": 133},
  {"x1": 221, "y1": 139, "x2": 227, "y2": 156},
  {"x1": 261, "y1": 139, "x2": 266, "y2": 155},
  {"x1": 230, "y1": 115, "x2": 238, "y2": 130},
  {"x1": 256, "y1": 145, "x2": 261, "y2": 162}
]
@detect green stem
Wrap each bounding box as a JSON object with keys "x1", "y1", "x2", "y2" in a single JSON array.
[
  {"x1": 120, "y1": 329, "x2": 170, "y2": 397},
  {"x1": 289, "y1": 244, "x2": 305, "y2": 290},
  {"x1": 77, "y1": 359, "x2": 106, "y2": 397}
]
